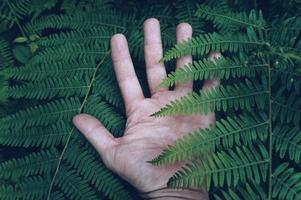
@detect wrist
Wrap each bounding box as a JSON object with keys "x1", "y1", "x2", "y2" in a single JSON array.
[{"x1": 139, "y1": 187, "x2": 209, "y2": 200}]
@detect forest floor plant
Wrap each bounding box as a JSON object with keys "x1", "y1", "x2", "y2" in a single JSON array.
[{"x1": 0, "y1": 0, "x2": 300, "y2": 199}]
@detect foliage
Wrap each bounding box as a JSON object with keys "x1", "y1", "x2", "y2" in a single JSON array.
[{"x1": 0, "y1": 0, "x2": 300, "y2": 199}]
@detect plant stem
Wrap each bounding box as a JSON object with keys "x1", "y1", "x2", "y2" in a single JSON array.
[
  {"x1": 267, "y1": 43, "x2": 273, "y2": 199},
  {"x1": 46, "y1": 51, "x2": 111, "y2": 200}
]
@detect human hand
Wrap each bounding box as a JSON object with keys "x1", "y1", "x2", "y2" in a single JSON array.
[{"x1": 73, "y1": 18, "x2": 219, "y2": 199}]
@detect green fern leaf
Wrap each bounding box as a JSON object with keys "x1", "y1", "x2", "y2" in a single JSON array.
[
  {"x1": 36, "y1": 28, "x2": 111, "y2": 47},
  {"x1": 0, "y1": 0, "x2": 30, "y2": 29},
  {"x1": 64, "y1": 142, "x2": 132, "y2": 200},
  {"x1": 213, "y1": 181, "x2": 267, "y2": 200},
  {"x1": 0, "y1": 121, "x2": 71, "y2": 148},
  {"x1": 0, "y1": 98, "x2": 80, "y2": 129},
  {"x1": 273, "y1": 125, "x2": 301, "y2": 164},
  {"x1": 272, "y1": 91, "x2": 301, "y2": 126},
  {"x1": 175, "y1": 0, "x2": 205, "y2": 35},
  {"x1": 31, "y1": 43, "x2": 108, "y2": 64},
  {"x1": 272, "y1": 163, "x2": 301, "y2": 200},
  {"x1": 196, "y1": 5, "x2": 266, "y2": 31},
  {"x1": 24, "y1": 10, "x2": 129, "y2": 34},
  {"x1": 167, "y1": 143, "x2": 269, "y2": 190},
  {"x1": 153, "y1": 80, "x2": 268, "y2": 117},
  {"x1": 54, "y1": 164, "x2": 99, "y2": 200},
  {"x1": 0, "y1": 39, "x2": 13, "y2": 67},
  {"x1": 159, "y1": 57, "x2": 268, "y2": 88},
  {"x1": 8, "y1": 77, "x2": 90, "y2": 99},
  {"x1": 0, "y1": 149, "x2": 59, "y2": 181},
  {"x1": 162, "y1": 32, "x2": 266, "y2": 62},
  {"x1": 151, "y1": 113, "x2": 268, "y2": 165},
  {"x1": 83, "y1": 95, "x2": 125, "y2": 136},
  {"x1": 5, "y1": 59, "x2": 96, "y2": 81}
]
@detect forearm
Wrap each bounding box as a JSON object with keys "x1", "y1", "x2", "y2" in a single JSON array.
[{"x1": 140, "y1": 187, "x2": 209, "y2": 200}]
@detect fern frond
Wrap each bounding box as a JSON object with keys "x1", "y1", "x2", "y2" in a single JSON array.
[
  {"x1": 8, "y1": 77, "x2": 90, "y2": 99},
  {"x1": 0, "y1": 184, "x2": 14, "y2": 200},
  {"x1": 15, "y1": 176, "x2": 49, "y2": 200},
  {"x1": 272, "y1": 66, "x2": 301, "y2": 95},
  {"x1": 270, "y1": 16, "x2": 301, "y2": 47},
  {"x1": 151, "y1": 113, "x2": 268, "y2": 165},
  {"x1": 0, "y1": 98, "x2": 80, "y2": 129},
  {"x1": 83, "y1": 95, "x2": 125, "y2": 136},
  {"x1": 0, "y1": 176, "x2": 57, "y2": 200},
  {"x1": 272, "y1": 163, "x2": 301, "y2": 200},
  {"x1": 24, "y1": 10, "x2": 129, "y2": 34},
  {"x1": 5, "y1": 59, "x2": 96, "y2": 81},
  {"x1": 196, "y1": 5, "x2": 266, "y2": 31},
  {"x1": 0, "y1": 39, "x2": 13, "y2": 67},
  {"x1": 167, "y1": 144, "x2": 269, "y2": 190},
  {"x1": 273, "y1": 125, "x2": 301, "y2": 164},
  {"x1": 0, "y1": 121, "x2": 71, "y2": 147},
  {"x1": 0, "y1": 149, "x2": 59, "y2": 181},
  {"x1": 272, "y1": 92, "x2": 301, "y2": 126},
  {"x1": 159, "y1": 57, "x2": 268, "y2": 88},
  {"x1": 153, "y1": 80, "x2": 268, "y2": 117},
  {"x1": 175, "y1": 0, "x2": 205, "y2": 34},
  {"x1": 92, "y1": 76, "x2": 123, "y2": 109},
  {"x1": 162, "y1": 32, "x2": 266, "y2": 61},
  {"x1": 26, "y1": 0, "x2": 57, "y2": 20},
  {"x1": 0, "y1": 0, "x2": 30, "y2": 29},
  {"x1": 64, "y1": 143, "x2": 132, "y2": 200},
  {"x1": 31, "y1": 44, "x2": 107, "y2": 64},
  {"x1": 54, "y1": 164, "x2": 98, "y2": 200},
  {"x1": 213, "y1": 181, "x2": 267, "y2": 200},
  {"x1": 36, "y1": 28, "x2": 112, "y2": 47}
]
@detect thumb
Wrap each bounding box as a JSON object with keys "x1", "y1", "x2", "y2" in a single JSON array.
[
  {"x1": 202, "y1": 52, "x2": 221, "y2": 90},
  {"x1": 73, "y1": 114, "x2": 116, "y2": 160}
]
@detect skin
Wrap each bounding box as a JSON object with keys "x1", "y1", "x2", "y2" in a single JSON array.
[{"x1": 73, "y1": 18, "x2": 219, "y2": 199}]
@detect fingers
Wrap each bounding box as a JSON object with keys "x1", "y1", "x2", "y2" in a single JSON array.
[
  {"x1": 175, "y1": 23, "x2": 193, "y2": 92},
  {"x1": 111, "y1": 34, "x2": 144, "y2": 112},
  {"x1": 144, "y1": 18, "x2": 168, "y2": 95},
  {"x1": 202, "y1": 52, "x2": 221, "y2": 90},
  {"x1": 73, "y1": 114, "x2": 116, "y2": 160}
]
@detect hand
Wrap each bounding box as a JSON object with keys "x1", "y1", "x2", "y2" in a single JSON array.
[{"x1": 73, "y1": 18, "x2": 219, "y2": 199}]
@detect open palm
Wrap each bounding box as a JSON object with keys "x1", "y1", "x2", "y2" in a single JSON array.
[{"x1": 73, "y1": 18, "x2": 219, "y2": 197}]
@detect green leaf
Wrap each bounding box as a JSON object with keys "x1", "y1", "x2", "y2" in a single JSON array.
[{"x1": 13, "y1": 45, "x2": 32, "y2": 64}]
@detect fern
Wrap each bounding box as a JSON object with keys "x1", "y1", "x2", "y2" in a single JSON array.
[
  {"x1": 162, "y1": 31, "x2": 266, "y2": 62},
  {"x1": 272, "y1": 91, "x2": 301, "y2": 126},
  {"x1": 0, "y1": 121, "x2": 71, "y2": 148},
  {"x1": 196, "y1": 5, "x2": 266, "y2": 31},
  {"x1": 0, "y1": 149, "x2": 59, "y2": 181},
  {"x1": 168, "y1": 143, "x2": 269, "y2": 190},
  {"x1": 272, "y1": 163, "x2": 301, "y2": 200},
  {"x1": 0, "y1": 0, "x2": 300, "y2": 199},
  {"x1": 8, "y1": 77, "x2": 90, "y2": 99},
  {"x1": 150, "y1": 1, "x2": 300, "y2": 199},
  {"x1": 54, "y1": 165, "x2": 99, "y2": 200},
  {"x1": 153, "y1": 79, "x2": 268, "y2": 116},
  {"x1": 151, "y1": 113, "x2": 268, "y2": 165},
  {"x1": 5, "y1": 59, "x2": 97, "y2": 81},
  {"x1": 273, "y1": 125, "x2": 301, "y2": 164},
  {"x1": 159, "y1": 57, "x2": 268, "y2": 88},
  {"x1": 213, "y1": 181, "x2": 267, "y2": 200},
  {"x1": 64, "y1": 142, "x2": 131, "y2": 200},
  {"x1": 24, "y1": 10, "x2": 128, "y2": 34},
  {"x1": 0, "y1": 98, "x2": 80, "y2": 129},
  {"x1": 0, "y1": 39, "x2": 13, "y2": 67}
]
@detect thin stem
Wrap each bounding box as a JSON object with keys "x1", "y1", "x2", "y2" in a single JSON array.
[
  {"x1": 5, "y1": 0, "x2": 27, "y2": 37},
  {"x1": 267, "y1": 34, "x2": 273, "y2": 199},
  {"x1": 46, "y1": 51, "x2": 111, "y2": 200}
]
